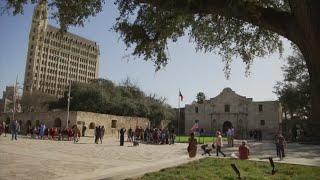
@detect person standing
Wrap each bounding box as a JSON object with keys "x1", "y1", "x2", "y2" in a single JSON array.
[
  {"x1": 230, "y1": 127, "x2": 235, "y2": 147},
  {"x1": 2, "y1": 121, "x2": 7, "y2": 137},
  {"x1": 94, "y1": 126, "x2": 100, "y2": 144},
  {"x1": 0, "y1": 122, "x2": 3, "y2": 136},
  {"x1": 277, "y1": 133, "x2": 287, "y2": 160},
  {"x1": 187, "y1": 133, "x2": 198, "y2": 158},
  {"x1": 170, "y1": 128, "x2": 175, "y2": 145},
  {"x1": 120, "y1": 128, "x2": 126, "y2": 146},
  {"x1": 127, "y1": 127, "x2": 132, "y2": 142},
  {"x1": 39, "y1": 123, "x2": 46, "y2": 139},
  {"x1": 11, "y1": 120, "x2": 18, "y2": 140},
  {"x1": 82, "y1": 125, "x2": 87, "y2": 137},
  {"x1": 227, "y1": 128, "x2": 231, "y2": 146},
  {"x1": 100, "y1": 126, "x2": 105, "y2": 144},
  {"x1": 215, "y1": 132, "x2": 226, "y2": 157}
]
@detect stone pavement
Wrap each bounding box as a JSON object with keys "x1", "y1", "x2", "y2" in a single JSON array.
[{"x1": 0, "y1": 135, "x2": 319, "y2": 180}]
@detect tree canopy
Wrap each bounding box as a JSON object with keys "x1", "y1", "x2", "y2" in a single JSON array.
[
  {"x1": 196, "y1": 92, "x2": 206, "y2": 104},
  {"x1": 49, "y1": 78, "x2": 175, "y2": 126},
  {"x1": 274, "y1": 48, "x2": 310, "y2": 120}
]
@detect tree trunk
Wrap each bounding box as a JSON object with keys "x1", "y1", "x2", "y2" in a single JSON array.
[
  {"x1": 305, "y1": 48, "x2": 320, "y2": 141},
  {"x1": 293, "y1": 1, "x2": 320, "y2": 142}
]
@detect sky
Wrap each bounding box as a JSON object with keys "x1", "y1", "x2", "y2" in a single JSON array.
[{"x1": 0, "y1": 1, "x2": 292, "y2": 108}]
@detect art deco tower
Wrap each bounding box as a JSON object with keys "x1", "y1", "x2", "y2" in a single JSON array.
[{"x1": 23, "y1": 0, "x2": 100, "y2": 98}]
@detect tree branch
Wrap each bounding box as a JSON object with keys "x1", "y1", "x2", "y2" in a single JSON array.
[{"x1": 135, "y1": 0, "x2": 297, "y2": 42}]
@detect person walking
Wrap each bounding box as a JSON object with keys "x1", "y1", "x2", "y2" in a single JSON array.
[
  {"x1": 215, "y1": 132, "x2": 226, "y2": 157},
  {"x1": 73, "y1": 125, "x2": 80, "y2": 143},
  {"x1": 187, "y1": 133, "x2": 198, "y2": 158},
  {"x1": 100, "y1": 126, "x2": 105, "y2": 144},
  {"x1": 120, "y1": 128, "x2": 126, "y2": 146},
  {"x1": 95, "y1": 126, "x2": 100, "y2": 144},
  {"x1": 10, "y1": 120, "x2": 18, "y2": 140}
]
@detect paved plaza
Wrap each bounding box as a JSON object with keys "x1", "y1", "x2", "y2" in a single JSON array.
[{"x1": 0, "y1": 136, "x2": 319, "y2": 180}]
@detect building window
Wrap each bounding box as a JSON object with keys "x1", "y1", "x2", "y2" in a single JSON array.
[
  {"x1": 111, "y1": 120, "x2": 117, "y2": 128},
  {"x1": 258, "y1": 104, "x2": 263, "y2": 112},
  {"x1": 195, "y1": 106, "x2": 199, "y2": 113},
  {"x1": 225, "y1": 104, "x2": 230, "y2": 112},
  {"x1": 260, "y1": 120, "x2": 265, "y2": 126}
]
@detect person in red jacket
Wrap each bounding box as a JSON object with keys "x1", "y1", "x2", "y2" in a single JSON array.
[{"x1": 239, "y1": 141, "x2": 250, "y2": 160}]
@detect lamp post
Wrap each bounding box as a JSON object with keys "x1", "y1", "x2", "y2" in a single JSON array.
[{"x1": 66, "y1": 83, "x2": 71, "y2": 129}]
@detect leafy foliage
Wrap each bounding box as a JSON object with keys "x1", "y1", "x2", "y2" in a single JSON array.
[
  {"x1": 49, "y1": 78, "x2": 175, "y2": 125},
  {"x1": 274, "y1": 48, "x2": 310, "y2": 120},
  {"x1": 196, "y1": 92, "x2": 205, "y2": 104},
  {"x1": 21, "y1": 90, "x2": 57, "y2": 112},
  {"x1": 113, "y1": 0, "x2": 286, "y2": 77}
]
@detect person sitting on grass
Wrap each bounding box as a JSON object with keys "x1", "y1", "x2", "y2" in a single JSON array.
[{"x1": 239, "y1": 141, "x2": 250, "y2": 160}]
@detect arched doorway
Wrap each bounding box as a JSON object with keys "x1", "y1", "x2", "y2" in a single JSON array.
[
  {"x1": 222, "y1": 121, "x2": 233, "y2": 134},
  {"x1": 54, "y1": 118, "x2": 62, "y2": 128},
  {"x1": 89, "y1": 122, "x2": 95, "y2": 129}
]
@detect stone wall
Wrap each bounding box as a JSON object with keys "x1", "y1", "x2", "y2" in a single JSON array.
[
  {"x1": 75, "y1": 111, "x2": 150, "y2": 137},
  {"x1": 0, "y1": 111, "x2": 150, "y2": 137}
]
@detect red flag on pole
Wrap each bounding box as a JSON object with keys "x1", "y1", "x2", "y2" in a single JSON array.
[{"x1": 179, "y1": 91, "x2": 183, "y2": 101}]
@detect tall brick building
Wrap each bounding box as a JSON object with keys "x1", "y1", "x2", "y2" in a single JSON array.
[{"x1": 23, "y1": 0, "x2": 100, "y2": 98}]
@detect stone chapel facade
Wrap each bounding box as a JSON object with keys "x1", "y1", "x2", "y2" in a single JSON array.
[{"x1": 184, "y1": 88, "x2": 282, "y2": 139}]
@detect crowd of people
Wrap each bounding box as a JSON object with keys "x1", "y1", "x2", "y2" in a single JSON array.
[
  {"x1": 94, "y1": 126, "x2": 105, "y2": 144},
  {"x1": 249, "y1": 129, "x2": 263, "y2": 141},
  {"x1": 187, "y1": 127, "x2": 287, "y2": 162},
  {"x1": 0, "y1": 120, "x2": 82, "y2": 143},
  {"x1": 119, "y1": 127, "x2": 176, "y2": 146}
]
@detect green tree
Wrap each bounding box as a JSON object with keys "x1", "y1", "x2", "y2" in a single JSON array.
[
  {"x1": 196, "y1": 92, "x2": 206, "y2": 104},
  {"x1": 4, "y1": 0, "x2": 320, "y2": 137},
  {"x1": 21, "y1": 90, "x2": 57, "y2": 112},
  {"x1": 48, "y1": 78, "x2": 174, "y2": 124},
  {"x1": 274, "y1": 48, "x2": 310, "y2": 120}
]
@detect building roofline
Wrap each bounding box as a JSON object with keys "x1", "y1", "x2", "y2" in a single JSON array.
[{"x1": 47, "y1": 25, "x2": 99, "y2": 47}]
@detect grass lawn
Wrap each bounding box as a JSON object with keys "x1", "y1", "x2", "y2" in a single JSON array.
[
  {"x1": 133, "y1": 158, "x2": 320, "y2": 180},
  {"x1": 176, "y1": 136, "x2": 226, "y2": 144}
]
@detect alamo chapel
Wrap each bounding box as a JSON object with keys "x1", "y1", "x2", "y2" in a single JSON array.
[{"x1": 184, "y1": 88, "x2": 282, "y2": 139}]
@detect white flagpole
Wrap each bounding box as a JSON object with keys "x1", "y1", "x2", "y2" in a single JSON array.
[
  {"x1": 178, "y1": 89, "x2": 180, "y2": 143},
  {"x1": 12, "y1": 75, "x2": 18, "y2": 122}
]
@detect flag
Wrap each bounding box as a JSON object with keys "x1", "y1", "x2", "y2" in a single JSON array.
[
  {"x1": 179, "y1": 91, "x2": 183, "y2": 101},
  {"x1": 191, "y1": 122, "x2": 199, "y2": 132}
]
